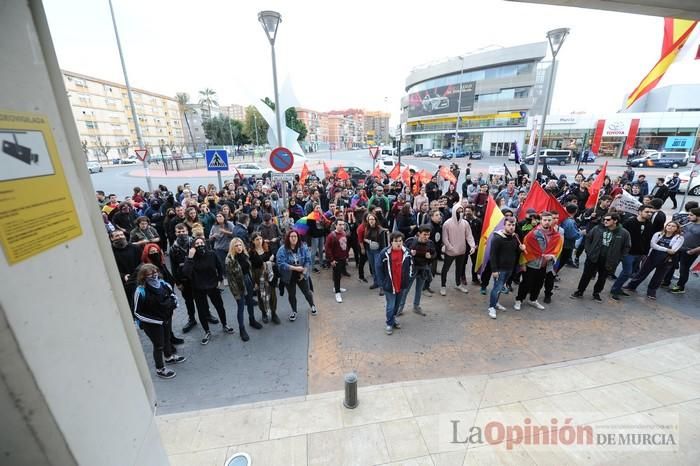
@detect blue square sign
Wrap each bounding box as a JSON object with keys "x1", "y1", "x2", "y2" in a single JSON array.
[{"x1": 205, "y1": 149, "x2": 229, "y2": 171}]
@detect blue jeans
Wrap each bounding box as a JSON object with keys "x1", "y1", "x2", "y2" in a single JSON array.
[
  {"x1": 309, "y1": 236, "x2": 325, "y2": 266},
  {"x1": 236, "y1": 276, "x2": 256, "y2": 330},
  {"x1": 611, "y1": 255, "x2": 640, "y2": 294},
  {"x1": 411, "y1": 268, "x2": 431, "y2": 306},
  {"x1": 489, "y1": 270, "x2": 512, "y2": 308},
  {"x1": 367, "y1": 249, "x2": 380, "y2": 286},
  {"x1": 385, "y1": 289, "x2": 408, "y2": 326}
]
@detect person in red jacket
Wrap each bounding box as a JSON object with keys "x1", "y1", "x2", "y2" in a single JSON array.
[{"x1": 325, "y1": 217, "x2": 350, "y2": 303}]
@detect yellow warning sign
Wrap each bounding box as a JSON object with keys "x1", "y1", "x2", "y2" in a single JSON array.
[{"x1": 0, "y1": 109, "x2": 82, "y2": 264}]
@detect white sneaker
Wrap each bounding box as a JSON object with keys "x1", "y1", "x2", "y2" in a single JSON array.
[
  {"x1": 488, "y1": 307, "x2": 497, "y2": 319},
  {"x1": 513, "y1": 300, "x2": 522, "y2": 311},
  {"x1": 440, "y1": 287, "x2": 447, "y2": 296},
  {"x1": 332, "y1": 287, "x2": 348, "y2": 293},
  {"x1": 335, "y1": 293, "x2": 343, "y2": 303},
  {"x1": 527, "y1": 300, "x2": 545, "y2": 310},
  {"x1": 495, "y1": 303, "x2": 506, "y2": 311},
  {"x1": 457, "y1": 284, "x2": 469, "y2": 294}
]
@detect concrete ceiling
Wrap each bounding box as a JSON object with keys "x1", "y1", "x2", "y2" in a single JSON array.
[{"x1": 507, "y1": 0, "x2": 700, "y2": 20}]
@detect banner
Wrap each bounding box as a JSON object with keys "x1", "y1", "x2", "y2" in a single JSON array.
[
  {"x1": 610, "y1": 189, "x2": 642, "y2": 215},
  {"x1": 488, "y1": 165, "x2": 505, "y2": 176},
  {"x1": 407, "y1": 81, "x2": 475, "y2": 118}
]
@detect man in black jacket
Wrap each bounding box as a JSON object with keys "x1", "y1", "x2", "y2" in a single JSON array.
[
  {"x1": 571, "y1": 213, "x2": 631, "y2": 302},
  {"x1": 487, "y1": 217, "x2": 523, "y2": 319},
  {"x1": 110, "y1": 229, "x2": 142, "y2": 313},
  {"x1": 650, "y1": 178, "x2": 669, "y2": 204},
  {"x1": 610, "y1": 205, "x2": 653, "y2": 299},
  {"x1": 405, "y1": 225, "x2": 437, "y2": 315}
]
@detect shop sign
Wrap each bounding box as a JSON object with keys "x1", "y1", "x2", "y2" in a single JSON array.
[
  {"x1": 603, "y1": 120, "x2": 630, "y2": 137},
  {"x1": 664, "y1": 136, "x2": 695, "y2": 150},
  {"x1": 549, "y1": 116, "x2": 578, "y2": 125}
]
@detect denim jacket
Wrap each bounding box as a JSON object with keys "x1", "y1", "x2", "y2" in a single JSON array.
[{"x1": 276, "y1": 244, "x2": 312, "y2": 284}]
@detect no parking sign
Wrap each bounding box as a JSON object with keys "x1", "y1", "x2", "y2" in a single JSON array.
[{"x1": 269, "y1": 147, "x2": 294, "y2": 173}]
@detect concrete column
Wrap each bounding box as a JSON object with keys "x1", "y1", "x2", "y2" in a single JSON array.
[{"x1": 0, "y1": 1, "x2": 168, "y2": 464}]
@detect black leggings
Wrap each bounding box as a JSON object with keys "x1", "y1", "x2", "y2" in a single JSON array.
[
  {"x1": 441, "y1": 254, "x2": 465, "y2": 287},
  {"x1": 285, "y1": 278, "x2": 315, "y2": 313},
  {"x1": 332, "y1": 259, "x2": 347, "y2": 293},
  {"x1": 193, "y1": 287, "x2": 228, "y2": 332},
  {"x1": 141, "y1": 321, "x2": 173, "y2": 370}
]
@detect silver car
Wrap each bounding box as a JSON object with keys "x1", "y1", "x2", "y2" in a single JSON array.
[{"x1": 87, "y1": 161, "x2": 102, "y2": 173}]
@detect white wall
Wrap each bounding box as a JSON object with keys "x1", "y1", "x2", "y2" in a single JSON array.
[{"x1": 0, "y1": 2, "x2": 168, "y2": 465}]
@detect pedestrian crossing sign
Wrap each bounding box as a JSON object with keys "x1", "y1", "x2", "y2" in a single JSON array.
[{"x1": 205, "y1": 150, "x2": 229, "y2": 171}]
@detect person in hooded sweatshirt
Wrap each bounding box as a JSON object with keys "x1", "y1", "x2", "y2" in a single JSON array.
[
  {"x1": 111, "y1": 229, "x2": 142, "y2": 314},
  {"x1": 440, "y1": 204, "x2": 476, "y2": 296},
  {"x1": 133, "y1": 264, "x2": 186, "y2": 379},
  {"x1": 182, "y1": 236, "x2": 234, "y2": 345}
]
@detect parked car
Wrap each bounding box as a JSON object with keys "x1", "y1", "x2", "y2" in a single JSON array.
[
  {"x1": 120, "y1": 156, "x2": 139, "y2": 165},
  {"x1": 400, "y1": 147, "x2": 414, "y2": 156},
  {"x1": 414, "y1": 149, "x2": 430, "y2": 157},
  {"x1": 232, "y1": 163, "x2": 272, "y2": 179},
  {"x1": 627, "y1": 151, "x2": 689, "y2": 168},
  {"x1": 470, "y1": 151, "x2": 483, "y2": 160},
  {"x1": 440, "y1": 151, "x2": 454, "y2": 160},
  {"x1": 332, "y1": 165, "x2": 367, "y2": 185},
  {"x1": 429, "y1": 149, "x2": 444, "y2": 158},
  {"x1": 86, "y1": 161, "x2": 102, "y2": 173},
  {"x1": 454, "y1": 150, "x2": 468, "y2": 158},
  {"x1": 665, "y1": 170, "x2": 700, "y2": 196},
  {"x1": 524, "y1": 149, "x2": 572, "y2": 166},
  {"x1": 380, "y1": 147, "x2": 397, "y2": 157},
  {"x1": 377, "y1": 157, "x2": 417, "y2": 174}
]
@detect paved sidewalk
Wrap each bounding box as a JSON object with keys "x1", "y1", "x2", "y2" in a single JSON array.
[{"x1": 158, "y1": 333, "x2": 700, "y2": 465}]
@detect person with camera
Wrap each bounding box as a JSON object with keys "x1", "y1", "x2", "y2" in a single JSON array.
[{"x1": 133, "y1": 264, "x2": 186, "y2": 379}]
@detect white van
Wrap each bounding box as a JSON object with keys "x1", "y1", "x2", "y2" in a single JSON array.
[{"x1": 380, "y1": 147, "x2": 397, "y2": 157}]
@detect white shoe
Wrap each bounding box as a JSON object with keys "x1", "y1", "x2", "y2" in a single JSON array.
[
  {"x1": 457, "y1": 284, "x2": 469, "y2": 294},
  {"x1": 513, "y1": 300, "x2": 522, "y2": 311},
  {"x1": 495, "y1": 303, "x2": 506, "y2": 311},
  {"x1": 440, "y1": 287, "x2": 447, "y2": 296},
  {"x1": 335, "y1": 293, "x2": 343, "y2": 303},
  {"x1": 488, "y1": 307, "x2": 497, "y2": 319},
  {"x1": 333, "y1": 287, "x2": 348, "y2": 293},
  {"x1": 527, "y1": 300, "x2": 545, "y2": 310}
]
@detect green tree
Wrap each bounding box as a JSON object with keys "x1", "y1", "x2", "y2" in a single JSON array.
[
  {"x1": 198, "y1": 88, "x2": 218, "y2": 119},
  {"x1": 243, "y1": 106, "x2": 268, "y2": 146},
  {"x1": 262, "y1": 97, "x2": 308, "y2": 142},
  {"x1": 203, "y1": 116, "x2": 249, "y2": 147},
  {"x1": 176, "y1": 92, "x2": 196, "y2": 153}
]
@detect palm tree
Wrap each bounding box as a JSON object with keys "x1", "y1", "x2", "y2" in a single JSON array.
[
  {"x1": 176, "y1": 92, "x2": 197, "y2": 154},
  {"x1": 198, "y1": 88, "x2": 218, "y2": 120}
]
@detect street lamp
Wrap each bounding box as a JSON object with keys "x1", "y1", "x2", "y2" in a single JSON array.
[
  {"x1": 532, "y1": 27, "x2": 570, "y2": 178},
  {"x1": 258, "y1": 10, "x2": 284, "y2": 149}
]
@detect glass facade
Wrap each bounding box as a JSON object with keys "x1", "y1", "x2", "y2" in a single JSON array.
[{"x1": 407, "y1": 62, "x2": 535, "y2": 94}]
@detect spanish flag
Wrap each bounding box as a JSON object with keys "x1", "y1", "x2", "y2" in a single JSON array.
[
  {"x1": 474, "y1": 195, "x2": 505, "y2": 274},
  {"x1": 625, "y1": 18, "x2": 697, "y2": 109}
]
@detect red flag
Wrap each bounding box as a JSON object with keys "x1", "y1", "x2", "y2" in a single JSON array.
[
  {"x1": 439, "y1": 165, "x2": 456, "y2": 184},
  {"x1": 418, "y1": 169, "x2": 432, "y2": 184},
  {"x1": 336, "y1": 166, "x2": 350, "y2": 181},
  {"x1": 585, "y1": 161, "x2": 608, "y2": 210},
  {"x1": 546, "y1": 192, "x2": 570, "y2": 221},
  {"x1": 322, "y1": 161, "x2": 332, "y2": 180},
  {"x1": 388, "y1": 164, "x2": 401, "y2": 180},
  {"x1": 400, "y1": 167, "x2": 411, "y2": 185},
  {"x1": 299, "y1": 162, "x2": 309, "y2": 185},
  {"x1": 517, "y1": 181, "x2": 551, "y2": 221},
  {"x1": 370, "y1": 165, "x2": 382, "y2": 178}
]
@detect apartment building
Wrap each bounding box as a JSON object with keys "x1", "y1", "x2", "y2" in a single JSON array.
[
  {"x1": 363, "y1": 111, "x2": 391, "y2": 145},
  {"x1": 63, "y1": 70, "x2": 185, "y2": 161},
  {"x1": 219, "y1": 104, "x2": 246, "y2": 121},
  {"x1": 296, "y1": 107, "x2": 392, "y2": 150}
]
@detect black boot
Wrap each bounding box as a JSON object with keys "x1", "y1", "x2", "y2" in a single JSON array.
[
  {"x1": 271, "y1": 311, "x2": 281, "y2": 325},
  {"x1": 170, "y1": 335, "x2": 184, "y2": 345},
  {"x1": 249, "y1": 318, "x2": 263, "y2": 330},
  {"x1": 261, "y1": 311, "x2": 269, "y2": 324},
  {"x1": 240, "y1": 327, "x2": 250, "y2": 342},
  {"x1": 182, "y1": 320, "x2": 197, "y2": 333}
]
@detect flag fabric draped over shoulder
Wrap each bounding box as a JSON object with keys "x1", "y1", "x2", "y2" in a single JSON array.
[
  {"x1": 585, "y1": 161, "x2": 608, "y2": 209},
  {"x1": 520, "y1": 227, "x2": 563, "y2": 265},
  {"x1": 475, "y1": 196, "x2": 505, "y2": 274}
]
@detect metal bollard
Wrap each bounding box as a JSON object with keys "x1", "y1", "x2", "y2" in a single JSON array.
[{"x1": 343, "y1": 372, "x2": 359, "y2": 409}]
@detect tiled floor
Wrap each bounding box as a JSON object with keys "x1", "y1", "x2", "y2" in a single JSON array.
[{"x1": 159, "y1": 333, "x2": 700, "y2": 465}]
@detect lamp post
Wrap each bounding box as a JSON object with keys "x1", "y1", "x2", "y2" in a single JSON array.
[
  {"x1": 258, "y1": 10, "x2": 283, "y2": 150},
  {"x1": 108, "y1": 0, "x2": 152, "y2": 192},
  {"x1": 454, "y1": 55, "x2": 465, "y2": 153},
  {"x1": 532, "y1": 27, "x2": 570, "y2": 179}
]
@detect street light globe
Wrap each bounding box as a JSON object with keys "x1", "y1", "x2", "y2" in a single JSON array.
[
  {"x1": 546, "y1": 27, "x2": 570, "y2": 57},
  {"x1": 258, "y1": 10, "x2": 282, "y2": 44}
]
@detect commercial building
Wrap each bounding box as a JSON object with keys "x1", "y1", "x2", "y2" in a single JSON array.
[
  {"x1": 63, "y1": 70, "x2": 185, "y2": 161},
  {"x1": 401, "y1": 42, "x2": 553, "y2": 156}
]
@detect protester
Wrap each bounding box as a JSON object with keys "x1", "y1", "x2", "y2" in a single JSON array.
[
  {"x1": 250, "y1": 233, "x2": 279, "y2": 324},
  {"x1": 276, "y1": 230, "x2": 317, "y2": 321},
  {"x1": 440, "y1": 204, "x2": 476, "y2": 296},
  {"x1": 404, "y1": 225, "x2": 436, "y2": 315},
  {"x1": 325, "y1": 217, "x2": 350, "y2": 303},
  {"x1": 667, "y1": 208, "x2": 700, "y2": 294},
  {"x1": 487, "y1": 217, "x2": 524, "y2": 319},
  {"x1": 225, "y1": 238, "x2": 262, "y2": 342},
  {"x1": 376, "y1": 232, "x2": 414, "y2": 335}
]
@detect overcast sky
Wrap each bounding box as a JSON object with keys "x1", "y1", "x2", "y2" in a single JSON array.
[{"x1": 44, "y1": 0, "x2": 663, "y2": 121}]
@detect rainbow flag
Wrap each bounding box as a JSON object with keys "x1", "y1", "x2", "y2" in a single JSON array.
[
  {"x1": 292, "y1": 210, "x2": 322, "y2": 236},
  {"x1": 474, "y1": 195, "x2": 505, "y2": 274}
]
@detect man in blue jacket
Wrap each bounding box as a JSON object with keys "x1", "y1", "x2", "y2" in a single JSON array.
[{"x1": 376, "y1": 232, "x2": 414, "y2": 335}]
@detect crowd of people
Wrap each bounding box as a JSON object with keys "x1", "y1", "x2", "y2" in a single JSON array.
[{"x1": 97, "y1": 160, "x2": 699, "y2": 379}]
